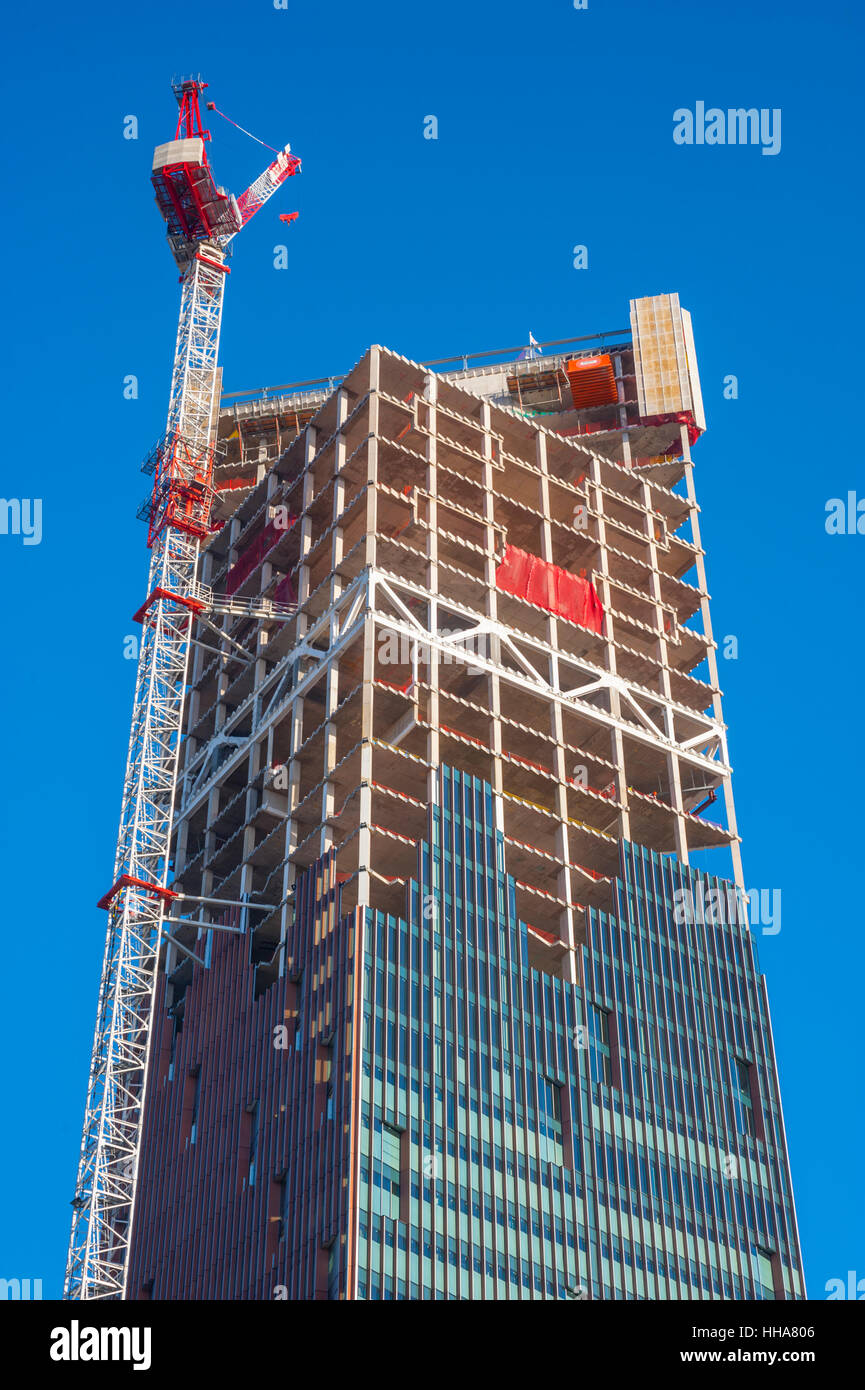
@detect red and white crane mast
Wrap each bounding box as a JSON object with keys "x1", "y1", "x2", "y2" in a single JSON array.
[{"x1": 65, "y1": 78, "x2": 300, "y2": 1301}]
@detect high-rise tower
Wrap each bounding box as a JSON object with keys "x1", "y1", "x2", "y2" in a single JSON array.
[{"x1": 125, "y1": 297, "x2": 805, "y2": 1300}]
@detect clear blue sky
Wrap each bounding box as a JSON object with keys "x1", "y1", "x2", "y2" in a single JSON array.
[{"x1": 1, "y1": 0, "x2": 861, "y2": 1299}]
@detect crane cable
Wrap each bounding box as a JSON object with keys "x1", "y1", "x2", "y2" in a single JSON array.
[{"x1": 205, "y1": 103, "x2": 280, "y2": 154}]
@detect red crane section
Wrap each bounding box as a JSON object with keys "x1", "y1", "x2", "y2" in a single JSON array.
[{"x1": 151, "y1": 81, "x2": 241, "y2": 263}]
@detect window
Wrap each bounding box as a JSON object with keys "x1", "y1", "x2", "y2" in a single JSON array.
[
  {"x1": 538, "y1": 1077, "x2": 563, "y2": 1162},
  {"x1": 247, "y1": 1101, "x2": 259, "y2": 1187},
  {"x1": 733, "y1": 1058, "x2": 755, "y2": 1137},
  {"x1": 277, "y1": 1173, "x2": 289, "y2": 1243},
  {"x1": 373, "y1": 1123, "x2": 402, "y2": 1219},
  {"x1": 327, "y1": 1243, "x2": 340, "y2": 1300},
  {"x1": 189, "y1": 1067, "x2": 202, "y2": 1145},
  {"x1": 167, "y1": 1013, "x2": 181, "y2": 1082},
  {"x1": 295, "y1": 972, "x2": 304, "y2": 1051},
  {"x1": 754, "y1": 1246, "x2": 777, "y2": 1300},
  {"x1": 588, "y1": 1005, "x2": 613, "y2": 1086}
]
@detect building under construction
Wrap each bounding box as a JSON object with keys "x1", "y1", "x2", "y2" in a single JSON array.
[{"x1": 119, "y1": 294, "x2": 805, "y2": 1300}]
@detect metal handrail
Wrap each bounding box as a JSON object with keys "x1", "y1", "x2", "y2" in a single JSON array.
[{"x1": 220, "y1": 327, "x2": 631, "y2": 408}]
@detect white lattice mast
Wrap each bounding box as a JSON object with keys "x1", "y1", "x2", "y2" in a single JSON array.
[{"x1": 65, "y1": 79, "x2": 300, "y2": 1301}]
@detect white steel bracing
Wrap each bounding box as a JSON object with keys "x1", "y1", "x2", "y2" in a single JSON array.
[
  {"x1": 173, "y1": 564, "x2": 732, "y2": 837},
  {"x1": 64, "y1": 248, "x2": 226, "y2": 1301}
]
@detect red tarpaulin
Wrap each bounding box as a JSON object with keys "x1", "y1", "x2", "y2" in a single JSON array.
[
  {"x1": 273, "y1": 573, "x2": 297, "y2": 606},
  {"x1": 640, "y1": 411, "x2": 702, "y2": 447},
  {"x1": 225, "y1": 516, "x2": 296, "y2": 596},
  {"x1": 495, "y1": 544, "x2": 604, "y2": 633}
]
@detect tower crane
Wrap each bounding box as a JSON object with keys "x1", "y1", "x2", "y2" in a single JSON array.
[{"x1": 64, "y1": 78, "x2": 300, "y2": 1301}]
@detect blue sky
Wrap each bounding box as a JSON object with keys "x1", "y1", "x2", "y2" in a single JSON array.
[{"x1": 0, "y1": 0, "x2": 861, "y2": 1299}]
